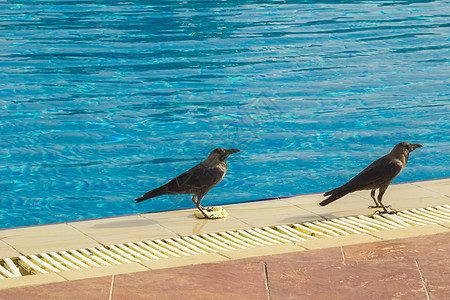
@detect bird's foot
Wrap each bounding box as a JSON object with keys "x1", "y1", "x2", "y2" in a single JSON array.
[
  {"x1": 200, "y1": 210, "x2": 211, "y2": 218},
  {"x1": 204, "y1": 206, "x2": 215, "y2": 212},
  {"x1": 199, "y1": 206, "x2": 216, "y2": 213},
  {"x1": 196, "y1": 206, "x2": 210, "y2": 218},
  {"x1": 374, "y1": 208, "x2": 398, "y2": 215},
  {"x1": 368, "y1": 205, "x2": 392, "y2": 209},
  {"x1": 194, "y1": 206, "x2": 229, "y2": 219},
  {"x1": 368, "y1": 205, "x2": 382, "y2": 209}
]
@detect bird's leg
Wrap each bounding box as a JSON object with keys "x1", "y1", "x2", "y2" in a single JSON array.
[
  {"x1": 368, "y1": 189, "x2": 392, "y2": 210},
  {"x1": 194, "y1": 195, "x2": 210, "y2": 218},
  {"x1": 374, "y1": 188, "x2": 397, "y2": 214},
  {"x1": 375, "y1": 202, "x2": 397, "y2": 215},
  {"x1": 368, "y1": 189, "x2": 381, "y2": 208},
  {"x1": 191, "y1": 195, "x2": 196, "y2": 205}
]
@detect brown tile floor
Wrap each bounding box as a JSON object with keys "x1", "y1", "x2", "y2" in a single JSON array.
[
  {"x1": 418, "y1": 259, "x2": 450, "y2": 299},
  {"x1": 1, "y1": 232, "x2": 449, "y2": 300}
]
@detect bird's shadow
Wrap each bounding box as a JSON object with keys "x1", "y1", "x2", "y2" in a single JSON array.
[{"x1": 90, "y1": 219, "x2": 158, "y2": 229}]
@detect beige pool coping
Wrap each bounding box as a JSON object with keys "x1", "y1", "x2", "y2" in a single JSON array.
[{"x1": 0, "y1": 177, "x2": 449, "y2": 290}]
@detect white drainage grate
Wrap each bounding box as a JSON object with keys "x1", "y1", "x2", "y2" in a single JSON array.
[{"x1": 1, "y1": 205, "x2": 450, "y2": 279}]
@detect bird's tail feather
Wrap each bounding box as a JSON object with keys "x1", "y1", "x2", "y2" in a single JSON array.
[
  {"x1": 320, "y1": 187, "x2": 349, "y2": 206},
  {"x1": 135, "y1": 185, "x2": 167, "y2": 203},
  {"x1": 323, "y1": 188, "x2": 337, "y2": 197}
]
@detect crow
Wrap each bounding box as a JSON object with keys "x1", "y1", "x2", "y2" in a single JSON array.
[
  {"x1": 135, "y1": 148, "x2": 240, "y2": 218},
  {"x1": 320, "y1": 142, "x2": 422, "y2": 214}
]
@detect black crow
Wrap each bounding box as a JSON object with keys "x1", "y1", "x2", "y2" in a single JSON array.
[
  {"x1": 320, "y1": 142, "x2": 422, "y2": 214},
  {"x1": 135, "y1": 148, "x2": 240, "y2": 218}
]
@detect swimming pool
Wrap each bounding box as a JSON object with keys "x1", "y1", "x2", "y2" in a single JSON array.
[{"x1": 1, "y1": 0, "x2": 449, "y2": 229}]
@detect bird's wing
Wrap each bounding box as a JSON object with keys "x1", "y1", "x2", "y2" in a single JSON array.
[
  {"x1": 342, "y1": 155, "x2": 404, "y2": 191},
  {"x1": 165, "y1": 163, "x2": 225, "y2": 193}
]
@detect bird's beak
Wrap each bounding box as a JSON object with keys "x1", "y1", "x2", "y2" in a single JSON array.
[
  {"x1": 411, "y1": 143, "x2": 423, "y2": 150},
  {"x1": 226, "y1": 149, "x2": 240, "y2": 155}
]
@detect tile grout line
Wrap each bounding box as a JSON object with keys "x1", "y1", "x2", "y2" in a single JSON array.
[
  {"x1": 410, "y1": 182, "x2": 449, "y2": 198},
  {"x1": 109, "y1": 275, "x2": 115, "y2": 300},
  {"x1": 438, "y1": 223, "x2": 450, "y2": 230},
  {"x1": 414, "y1": 259, "x2": 431, "y2": 300},
  {"x1": 288, "y1": 203, "x2": 326, "y2": 220},
  {"x1": 1, "y1": 239, "x2": 24, "y2": 258},
  {"x1": 340, "y1": 246, "x2": 346, "y2": 263},
  {"x1": 65, "y1": 222, "x2": 106, "y2": 247},
  {"x1": 263, "y1": 262, "x2": 271, "y2": 300},
  {"x1": 230, "y1": 217, "x2": 255, "y2": 229},
  {"x1": 286, "y1": 202, "x2": 324, "y2": 219},
  {"x1": 216, "y1": 252, "x2": 234, "y2": 260},
  {"x1": 138, "y1": 214, "x2": 184, "y2": 238}
]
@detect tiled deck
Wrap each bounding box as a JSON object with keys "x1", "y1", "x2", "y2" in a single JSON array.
[{"x1": 0, "y1": 178, "x2": 449, "y2": 298}]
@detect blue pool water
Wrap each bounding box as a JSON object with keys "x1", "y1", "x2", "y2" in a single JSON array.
[{"x1": 1, "y1": 1, "x2": 449, "y2": 229}]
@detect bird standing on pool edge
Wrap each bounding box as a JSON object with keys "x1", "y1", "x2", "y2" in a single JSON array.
[
  {"x1": 320, "y1": 142, "x2": 423, "y2": 214},
  {"x1": 135, "y1": 148, "x2": 240, "y2": 218}
]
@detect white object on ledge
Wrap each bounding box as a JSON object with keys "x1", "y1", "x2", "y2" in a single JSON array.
[{"x1": 194, "y1": 206, "x2": 229, "y2": 219}]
